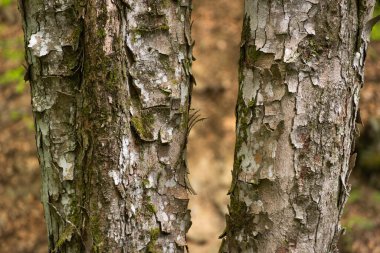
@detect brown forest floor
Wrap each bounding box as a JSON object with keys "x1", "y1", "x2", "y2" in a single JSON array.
[{"x1": 1, "y1": 1, "x2": 380, "y2": 253}]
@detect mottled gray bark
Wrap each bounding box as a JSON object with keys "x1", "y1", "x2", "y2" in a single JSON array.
[
  {"x1": 20, "y1": 0, "x2": 193, "y2": 252},
  {"x1": 220, "y1": 1, "x2": 375, "y2": 252}
]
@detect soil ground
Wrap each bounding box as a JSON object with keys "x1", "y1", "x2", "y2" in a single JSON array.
[{"x1": 1, "y1": 1, "x2": 380, "y2": 252}]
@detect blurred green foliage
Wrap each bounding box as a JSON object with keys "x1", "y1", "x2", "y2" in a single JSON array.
[
  {"x1": 0, "y1": 21, "x2": 25, "y2": 93},
  {"x1": 0, "y1": 0, "x2": 12, "y2": 7},
  {"x1": 345, "y1": 215, "x2": 375, "y2": 231},
  {"x1": 0, "y1": 0, "x2": 32, "y2": 128},
  {"x1": 347, "y1": 188, "x2": 362, "y2": 205},
  {"x1": 372, "y1": 3, "x2": 380, "y2": 41},
  {"x1": 8, "y1": 108, "x2": 35, "y2": 129},
  {"x1": 371, "y1": 191, "x2": 380, "y2": 203},
  {"x1": 0, "y1": 66, "x2": 25, "y2": 92}
]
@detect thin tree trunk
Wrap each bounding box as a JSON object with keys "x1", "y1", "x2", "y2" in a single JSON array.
[
  {"x1": 220, "y1": 1, "x2": 375, "y2": 252},
  {"x1": 20, "y1": 0, "x2": 193, "y2": 252}
]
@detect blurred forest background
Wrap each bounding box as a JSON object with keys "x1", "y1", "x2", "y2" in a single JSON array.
[{"x1": 1, "y1": 0, "x2": 380, "y2": 252}]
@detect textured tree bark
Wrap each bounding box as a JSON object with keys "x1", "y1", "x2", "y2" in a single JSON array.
[
  {"x1": 220, "y1": 1, "x2": 376, "y2": 252},
  {"x1": 20, "y1": 0, "x2": 193, "y2": 252}
]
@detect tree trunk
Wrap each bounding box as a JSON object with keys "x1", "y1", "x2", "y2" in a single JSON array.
[
  {"x1": 220, "y1": 1, "x2": 375, "y2": 252},
  {"x1": 20, "y1": 0, "x2": 193, "y2": 252}
]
